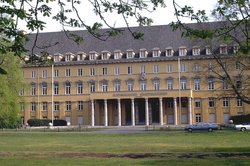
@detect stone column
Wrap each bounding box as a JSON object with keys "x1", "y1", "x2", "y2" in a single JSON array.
[
  {"x1": 117, "y1": 99, "x2": 121, "y2": 126},
  {"x1": 188, "y1": 97, "x2": 192, "y2": 125},
  {"x1": 91, "y1": 100, "x2": 95, "y2": 126},
  {"x1": 159, "y1": 98, "x2": 163, "y2": 125},
  {"x1": 104, "y1": 99, "x2": 108, "y2": 126},
  {"x1": 174, "y1": 98, "x2": 178, "y2": 125},
  {"x1": 131, "y1": 99, "x2": 135, "y2": 126},
  {"x1": 145, "y1": 98, "x2": 149, "y2": 126}
]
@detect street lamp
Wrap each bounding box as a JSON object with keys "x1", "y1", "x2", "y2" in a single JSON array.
[{"x1": 47, "y1": 56, "x2": 54, "y2": 126}]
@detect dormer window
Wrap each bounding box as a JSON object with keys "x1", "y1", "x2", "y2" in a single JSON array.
[
  {"x1": 179, "y1": 47, "x2": 187, "y2": 56},
  {"x1": 192, "y1": 46, "x2": 200, "y2": 56},
  {"x1": 54, "y1": 54, "x2": 63, "y2": 62},
  {"x1": 101, "y1": 51, "x2": 111, "y2": 60},
  {"x1": 114, "y1": 50, "x2": 122, "y2": 60},
  {"x1": 152, "y1": 48, "x2": 161, "y2": 57},
  {"x1": 233, "y1": 45, "x2": 239, "y2": 54},
  {"x1": 89, "y1": 51, "x2": 98, "y2": 60},
  {"x1": 139, "y1": 48, "x2": 148, "y2": 58},
  {"x1": 206, "y1": 46, "x2": 212, "y2": 55},
  {"x1": 220, "y1": 44, "x2": 227, "y2": 54},
  {"x1": 126, "y1": 49, "x2": 135, "y2": 59},
  {"x1": 165, "y1": 47, "x2": 173, "y2": 57},
  {"x1": 77, "y1": 52, "x2": 86, "y2": 61},
  {"x1": 65, "y1": 53, "x2": 74, "y2": 62}
]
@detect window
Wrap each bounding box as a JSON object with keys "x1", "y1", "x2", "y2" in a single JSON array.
[
  {"x1": 114, "y1": 82, "x2": 120, "y2": 92},
  {"x1": 127, "y1": 82, "x2": 133, "y2": 91},
  {"x1": 193, "y1": 64, "x2": 201, "y2": 72},
  {"x1": 77, "y1": 82, "x2": 83, "y2": 94},
  {"x1": 20, "y1": 102, "x2": 24, "y2": 112},
  {"x1": 42, "y1": 70, "x2": 47, "y2": 78},
  {"x1": 127, "y1": 66, "x2": 132, "y2": 74},
  {"x1": 179, "y1": 47, "x2": 187, "y2": 56},
  {"x1": 31, "y1": 71, "x2": 36, "y2": 78},
  {"x1": 90, "y1": 82, "x2": 95, "y2": 93},
  {"x1": 167, "y1": 79, "x2": 173, "y2": 90},
  {"x1": 114, "y1": 67, "x2": 120, "y2": 75},
  {"x1": 166, "y1": 48, "x2": 173, "y2": 57},
  {"x1": 31, "y1": 83, "x2": 36, "y2": 96},
  {"x1": 236, "y1": 80, "x2": 242, "y2": 90},
  {"x1": 89, "y1": 53, "x2": 96, "y2": 60},
  {"x1": 54, "y1": 69, "x2": 59, "y2": 77},
  {"x1": 42, "y1": 83, "x2": 47, "y2": 95},
  {"x1": 78, "y1": 101, "x2": 83, "y2": 111},
  {"x1": 140, "y1": 49, "x2": 147, "y2": 58},
  {"x1": 153, "y1": 80, "x2": 160, "y2": 90},
  {"x1": 166, "y1": 64, "x2": 172, "y2": 73},
  {"x1": 114, "y1": 51, "x2": 121, "y2": 59},
  {"x1": 152, "y1": 48, "x2": 160, "y2": 57},
  {"x1": 153, "y1": 65, "x2": 159, "y2": 73},
  {"x1": 19, "y1": 88, "x2": 24, "y2": 96},
  {"x1": 222, "y1": 78, "x2": 228, "y2": 90},
  {"x1": 223, "y1": 97, "x2": 229, "y2": 107},
  {"x1": 65, "y1": 54, "x2": 71, "y2": 61},
  {"x1": 42, "y1": 102, "x2": 48, "y2": 111},
  {"x1": 192, "y1": 47, "x2": 200, "y2": 55},
  {"x1": 206, "y1": 46, "x2": 212, "y2": 55},
  {"x1": 140, "y1": 81, "x2": 146, "y2": 91},
  {"x1": 89, "y1": 68, "x2": 95, "y2": 76},
  {"x1": 140, "y1": 65, "x2": 146, "y2": 73},
  {"x1": 194, "y1": 99, "x2": 201, "y2": 108},
  {"x1": 54, "y1": 56, "x2": 60, "y2": 62},
  {"x1": 220, "y1": 45, "x2": 227, "y2": 54},
  {"x1": 54, "y1": 83, "x2": 59, "y2": 95},
  {"x1": 77, "y1": 68, "x2": 83, "y2": 76},
  {"x1": 208, "y1": 98, "x2": 215, "y2": 108},
  {"x1": 167, "y1": 101, "x2": 173, "y2": 108},
  {"x1": 77, "y1": 54, "x2": 84, "y2": 61},
  {"x1": 194, "y1": 78, "x2": 200, "y2": 91},
  {"x1": 195, "y1": 113, "x2": 202, "y2": 123},
  {"x1": 237, "y1": 98, "x2": 243, "y2": 107},
  {"x1": 235, "y1": 61, "x2": 241, "y2": 70},
  {"x1": 65, "y1": 69, "x2": 71, "y2": 77},
  {"x1": 102, "y1": 83, "x2": 108, "y2": 92},
  {"x1": 66, "y1": 101, "x2": 71, "y2": 111},
  {"x1": 54, "y1": 102, "x2": 59, "y2": 111},
  {"x1": 180, "y1": 63, "x2": 186, "y2": 72},
  {"x1": 65, "y1": 82, "x2": 71, "y2": 95},
  {"x1": 102, "y1": 67, "x2": 108, "y2": 75},
  {"x1": 180, "y1": 79, "x2": 187, "y2": 90},
  {"x1": 208, "y1": 77, "x2": 214, "y2": 90},
  {"x1": 208, "y1": 63, "x2": 213, "y2": 71},
  {"x1": 126, "y1": 50, "x2": 134, "y2": 59},
  {"x1": 31, "y1": 102, "x2": 36, "y2": 112},
  {"x1": 102, "y1": 52, "x2": 109, "y2": 60}
]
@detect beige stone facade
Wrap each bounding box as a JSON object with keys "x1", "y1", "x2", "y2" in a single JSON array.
[{"x1": 20, "y1": 46, "x2": 250, "y2": 126}]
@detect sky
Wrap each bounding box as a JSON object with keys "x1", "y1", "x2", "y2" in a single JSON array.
[{"x1": 19, "y1": 0, "x2": 218, "y2": 33}]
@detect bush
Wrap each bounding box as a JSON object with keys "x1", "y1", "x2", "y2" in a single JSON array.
[
  {"x1": 230, "y1": 114, "x2": 250, "y2": 124},
  {"x1": 53, "y1": 119, "x2": 67, "y2": 126},
  {"x1": 27, "y1": 119, "x2": 51, "y2": 127}
]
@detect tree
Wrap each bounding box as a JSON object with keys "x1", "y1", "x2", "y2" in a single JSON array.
[
  {"x1": 0, "y1": 52, "x2": 24, "y2": 128},
  {"x1": 171, "y1": 0, "x2": 250, "y2": 104}
]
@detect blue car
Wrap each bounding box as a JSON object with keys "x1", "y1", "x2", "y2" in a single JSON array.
[{"x1": 185, "y1": 123, "x2": 219, "y2": 132}]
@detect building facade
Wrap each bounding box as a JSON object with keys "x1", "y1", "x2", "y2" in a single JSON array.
[{"x1": 20, "y1": 24, "x2": 250, "y2": 126}]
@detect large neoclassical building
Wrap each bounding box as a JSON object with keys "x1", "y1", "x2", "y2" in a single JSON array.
[{"x1": 20, "y1": 22, "x2": 250, "y2": 126}]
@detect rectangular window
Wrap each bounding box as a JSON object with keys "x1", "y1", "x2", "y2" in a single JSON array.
[
  {"x1": 193, "y1": 48, "x2": 200, "y2": 55},
  {"x1": 140, "y1": 65, "x2": 146, "y2": 73},
  {"x1": 153, "y1": 65, "x2": 159, "y2": 73},
  {"x1": 194, "y1": 79, "x2": 200, "y2": 91},
  {"x1": 180, "y1": 63, "x2": 186, "y2": 72},
  {"x1": 208, "y1": 98, "x2": 215, "y2": 108},
  {"x1": 89, "y1": 68, "x2": 95, "y2": 76},
  {"x1": 114, "y1": 52, "x2": 121, "y2": 59},
  {"x1": 77, "y1": 68, "x2": 83, "y2": 76},
  {"x1": 128, "y1": 66, "x2": 132, "y2": 74},
  {"x1": 195, "y1": 113, "x2": 202, "y2": 123},
  {"x1": 223, "y1": 97, "x2": 229, "y2": 107},
  {"x1": 153, "y1": 50, "x2": 160, "y2": 57},
  {"x1": 153, "y1": 81, "x2": 160, "y2": 90},
  {"x1": 19, "y1": 88, "x2": 24, "y2": 96},
  {"x1": 194, "y1": 99, "x2": 201, "y2": 108},
  {"x1": 78, "y1": 101, "x2": 83, "y2": 111},
  {"x1": 65, "y1": 69, "x2": 71, "y2": 77},
  {"x1": 77, "y1": 83, "x2": 83, "y2": 94},
  {"x1": 127, "y1": 82, "x2": 133, "y2": 91},
  {"x1": 90, "y1": 83, "x2": 95, "y2": 93},
  {"x1": 31, "y1": 84, "x2": 36, "y2": 96},
  {"x1": 166, "y1": 49, "x2": 173, "y2": 57},
  {"x1": 140, "y1": 82, "x2": 146, "y2": 91},
  {"x1": 102, "y1": 67, "x2": 108, "y2": 75},
  {"x1": 208, "y1": 78, "x2": 214, "y2": 90},
  {"x1": 114, "y1": 67, "x2": 120, "y2": 75},
  {"x1": 54, "y1": 84, "x2": 59, "y2": 95},
  {"x1": 180, "y1": 79, "x2": 187, "y2": 90},
  {"x1": 54, "y1": 102, "x2": 60, "y2": 111},
  {"x1": 222, "y1": 79, "x2": 228, "y2": 90},
  {"x1": 54, "y1": 69, "x2": 59, "y2": 77},
  {"x1": 31, "y1": 71, "x2": 36, "y2": 78},
  {"x1": 31, "y1": 102, "x2": 36, "y2": 112},
  {"x1": 235, "y1": 61, "x2": 241, "y2": 70},
  {"x1": 65, "y1": 83, "x2": 71, "y2": 95},
  {"x1": 167, "y1": 80, "x2": 173, "y2": 90},
  {"x1": 20, "y1": 102, "x2": 24, "y2": 112},
  {"x1": 66, "y1": 101, "x2": 71, "y2": 111},
  {"x1": 42, "y1": 84, "x2": 47, "y2": 95},
  {"x1": 42, "y1": 70, "x2": 47, "y2": 78},
  {"x1": 42, "y1": 102, "x2": 48, "y2": 111},
  {"x1": 167, "y1": 102, "x2": 173, "y2": 108},
  {"x1": 237, "y1": 98, "x2": 243, "y2": 107},
  {"x1": 166, "y1": 64, "x2": 172, "y2": 73},
  {"x1": 179, "y1": 48, "x2": 187, "y2": 56},
  {"x1": 193, "y1": 64, "x2": 201, "y2": 72},
  {"x1": 114, "y1": 82, "x2": 120, "y2": 92},
  {"x1": 102, "y1": 84, "x2": 108, "y2": 92}
]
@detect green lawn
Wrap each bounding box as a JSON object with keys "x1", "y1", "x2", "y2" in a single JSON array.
[{"x1": 0, "y1": 130, "x2": 250, "y2": 165}]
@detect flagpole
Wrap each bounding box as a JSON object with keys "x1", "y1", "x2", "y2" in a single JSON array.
[{"x1": 178, "y1": 58, "x2": 181, "y2": 125}]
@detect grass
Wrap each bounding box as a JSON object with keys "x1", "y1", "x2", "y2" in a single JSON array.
[{"x1": 0, "y1": 130, "x2": 250, "y2": 165}]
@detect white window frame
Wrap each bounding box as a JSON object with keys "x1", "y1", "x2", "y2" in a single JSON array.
[
  {"x1": 89, "y1": 68, "x2": 95, "y2": 76},
  {"x1": 114, "y1": 67, "x2": 120, "y2": 75},
  {"x1": 223, "y1": 97, "x2": 229, "y2": 107},
  {"x1": 167, "y1": 79, "x2": 173, "y2": 90},
  {"x1": 77, "y1": 68, "x2": 83, "y2": 76},
  {"x1": 166, "y1": 64, "x2": 172, "y2": 73},
  {"x1": 77, "y1": 82, "x2": 83, "y2": 94},
  {"x1": 127, "y1": 66, "x2": 132, "y2": 75},
  {"x1": 65, "y1": 69, "x2": 71, "y2": 77},
  {"x1": 114, "y1": 82, "x2": 120, "y2": 92},
  {"x1": 194, "y1": 78, "x2": 200, "y2": 91},
  {"x1": 153, "y1": 65, "x2": 159, "y2": 73},
  {"x1": 66, "y1": 101, "x2": 71, "y2": 111}
]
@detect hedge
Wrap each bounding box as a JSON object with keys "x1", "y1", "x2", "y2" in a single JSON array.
[
  {"x1": 230, "y1": 114, "x2": 250, "y2": 124},
  {"x1": 27, "y1": 119, "x2": 67, "y2": 126}
]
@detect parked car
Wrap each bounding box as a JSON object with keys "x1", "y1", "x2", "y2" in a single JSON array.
[
  {"x1": 185, "y1": 123, "x2": 219, "y2": 132},
  {"x1": 235, "y1": 123, "x2": 250, "y2": 131}
]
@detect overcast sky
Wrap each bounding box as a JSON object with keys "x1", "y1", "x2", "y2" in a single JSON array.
[{"x1": 19, "y1": 0, "x2": 218, "y2": 33}]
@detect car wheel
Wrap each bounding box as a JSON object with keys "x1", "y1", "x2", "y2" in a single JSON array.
[
  {"x1": 241, "y1": 127, "x2": 246, "y2": 132},
  {"x1": 188, "y1": 128, "x2": 192, "y2": 132},
  {"x1": 208, "y1": 128, "x2": 213, "y2": 132}
]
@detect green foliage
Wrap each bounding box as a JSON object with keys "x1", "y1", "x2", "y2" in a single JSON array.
[
  {"x1": 0, "y1": 52, "x2": 24, "y2": 128},
  {"x1": 230, "y1": 114, "x2": 250, "y2": 124},
  {"x1": 27, "y1": 119, "x2": 51, "y2": 127}
]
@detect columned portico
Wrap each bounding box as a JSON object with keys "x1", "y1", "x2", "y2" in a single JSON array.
[
  {"x1": 159, "y1": 98, "x2": 163, "y2": 125},
  {"x1": 188, "y1": 97, "x2": 192, "y2": 125},
  {"x1": 145, "y1": 98, "x2": 149, "y2": 126},
  {"x1": 174, "y1": 98, "x2": 178, "y2": 125},
  {"x1": 131, "y1": 98, "x2": 135, "y2": 126},
  {"x1": 104, "y1": 99, "x2": 108, "y2": 126},
  {"x1": 91, "y1": 100, "x2": 95, "y2": 126},
  {"x1": 117, "y1": 99, "x2": 121, "y2": 126}
]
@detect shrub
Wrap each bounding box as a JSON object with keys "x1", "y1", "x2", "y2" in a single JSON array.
[
  {"x1": 230, "y1": 114, "x2": 250, "y2": 124},
  {"x1": 53, "y1": 119, "x2": 67, "y2": 126},
  {"x1": 27, "y1": 119, "x2": 51, "y2": 127}
]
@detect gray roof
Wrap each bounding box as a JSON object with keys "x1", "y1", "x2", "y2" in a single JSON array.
[{"x1": 24, "y1": 21, "x2": 233, "y2": 56}]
